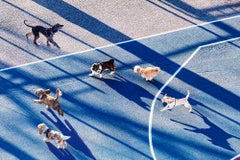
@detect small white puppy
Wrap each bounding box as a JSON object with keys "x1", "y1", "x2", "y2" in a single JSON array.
[
  {"x1": 38, "y1": 123, "x2": 70, "y2": 149},
  {"x1": 161, "y1": 90, "x2": 192, "y2": 112},
  {"x1": 134, "y1": 65, "x2": 160, "y2": 81}
]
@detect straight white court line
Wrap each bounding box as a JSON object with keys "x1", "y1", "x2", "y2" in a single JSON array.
[
  {"x1": 0, "y1": 15, "x2": 240, "y2": 72},
  {"x1": 148, "y1": 36, "x2": 240, "y2": 160}
]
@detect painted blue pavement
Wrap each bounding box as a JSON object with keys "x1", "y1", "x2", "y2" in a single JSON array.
[{"x1": 0, "y1": 16, "x2": 240, "y2": 160}]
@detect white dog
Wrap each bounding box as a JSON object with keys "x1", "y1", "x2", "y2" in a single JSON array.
[
  {"x1": 161, "y1": 90, "x2": 192, "y2": 112},
  {"x1": 134, "y1": 65, "x2": 160, "y2": 81},
  {"x1": 38, "y1": 123, "x2": 70, "y2": 149}
]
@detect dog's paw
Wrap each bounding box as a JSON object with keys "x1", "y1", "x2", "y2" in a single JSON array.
[
  {"x1": 43, "y1": 138, "x2": 50, "y2": 142},
  {"x1": 45, "y1": 105, "x2": 50, "y2": 109},
  {"x1": 110, "y1": 71, "x2": 115, "y2": 75}
]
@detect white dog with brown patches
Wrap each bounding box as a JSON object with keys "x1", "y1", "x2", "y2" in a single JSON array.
[
  {"x1": 134, "y1": 65, "x2": 160, "y2": 81},
  {"x1": 38, "y1": 123, "x2": 70, "y2": 149},
  {"x1": 161, "y1": 90, "x2": 192, "y2": 112}
]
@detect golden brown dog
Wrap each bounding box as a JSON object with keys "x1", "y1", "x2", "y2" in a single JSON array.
[
  {"x1": 134, "y1": 65, "x2": 160, "y2": 81},
  {"x1": 34, "y1": 88, "x2": 64, "y2": 116}
]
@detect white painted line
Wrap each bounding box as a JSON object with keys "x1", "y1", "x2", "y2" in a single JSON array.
[
  {"x1": 231, "y1": 153, "x2": 240, "y2": 160},
  {"x1": 0, "y1": 15, "x2": 239, "y2": 72},
  {"x1": 148, "y1": 36, "x2": 240, "y2": 160}
]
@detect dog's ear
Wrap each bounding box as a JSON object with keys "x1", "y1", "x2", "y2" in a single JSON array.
[
  {"x1": 45, "y1": 89, "x2": 51, "y2": 94},
  {"x1": 38, "y1": 123, "x2": 44, "y2": 134}
]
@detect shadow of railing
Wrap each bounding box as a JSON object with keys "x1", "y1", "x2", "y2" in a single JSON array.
[
  {"x1": 0, "y1": 137, "x2": 36, "y2": 160},
  {"x1": 149, "y1": 0, "x2": 240, "y2": 21}
]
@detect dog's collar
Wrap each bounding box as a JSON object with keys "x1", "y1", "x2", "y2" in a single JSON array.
[
  {"x1": 169, "y1": 98, "x2": 177, "y2": 106},
  {"x1": 45, "y1": 28, "x2": 54, "y2": 35},
  {"x1": 44, "y1": 128, "x2": 51, "y2": 138}
]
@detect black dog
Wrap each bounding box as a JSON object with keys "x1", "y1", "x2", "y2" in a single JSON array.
[
  {"x1": 89, "y1": 58, "x2": 115, "y2": 78},
  {"x1": 24, "y1": 20, "x2": 63, "y2": 48}
]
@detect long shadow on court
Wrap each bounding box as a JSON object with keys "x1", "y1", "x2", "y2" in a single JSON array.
[
  {"x1": 0, "y1": 138, "x2": 36, "y2": 160},
  {"x1": 46, "y1": 143, "x2": 76, "y2": 160},
  {"x1": 32, "y1": 0, "x2": 130, "y2": 43},
  {"x1": 41, "y1": 110, "x2": 96, "y2": 160},
  {"x1": 103, "y1": 74, "x2": 157, "y2": 111},
  {"x1": 171, "y1": 109, "x2": 240, "y2": 151}
]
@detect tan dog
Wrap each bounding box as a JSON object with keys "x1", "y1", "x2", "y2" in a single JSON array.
[
  {"x1": 134, "y1": 65, "x2": 160, "y2": 81},
  {"x1": 34, "y1": 88, "x2": 64, "y2": 116},
  {"x1": 161, "y1": 90, "x2": 192, "y2": 112},
  {"x1": 38, "y1": 123, "x2": 70, "y2": 149}
]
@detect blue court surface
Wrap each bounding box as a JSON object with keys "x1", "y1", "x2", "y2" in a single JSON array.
[{"x1": 0, "y1": 16, "x2": 240, "y2": 160}]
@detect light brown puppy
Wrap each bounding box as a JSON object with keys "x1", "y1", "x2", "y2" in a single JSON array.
[
  {"x1": 134, "y1": 65, "x2": 160, "y2": 81},
  {"x1": 34, "y1": 88, "x2": 64, "y2": 116}
]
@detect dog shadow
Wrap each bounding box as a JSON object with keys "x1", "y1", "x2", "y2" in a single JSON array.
[
  {"x1": 103, "y1": 74, "x2": 155, "y2": 111},
  {"x1": 171, "y1": 109, "x2": 240, "y2": 151},
  {"x1": 41, "y1": 110, "x2": 96, "y2": 160},
  {"x1": 46, "y1": 143, "x2": 76, "y2": 160}
]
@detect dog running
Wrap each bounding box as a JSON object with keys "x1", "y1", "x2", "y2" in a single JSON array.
[
  {"x1": 89, "y1": 58, "x2": 115, "y2": 78},
  {"x1": 161, "y1": 90, "x2": 192, "y2": 112},
  {"x1": 24, "y1": 20, "x2": 63, "y2": 48},
  {"x1": 38, "y1": 123, "x2": 70, "y2": 149},
  {"x1": 134, "y1": 65, "x2": 160, "y2": 81},
  {"x1": 34, "y1": 88, "x2": 64, "y2": 116}
]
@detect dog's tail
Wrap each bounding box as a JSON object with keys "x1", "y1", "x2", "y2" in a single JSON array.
[
  {"x1": 185, "y1": 90, "x2": 190, "y2": 99},
  {"x1": 55, "y1": 89, "x2": 63, "y2": 116},
  {"x1": 55, "y1": 88, "x2": 62, "y2": 101},
  {"x1": 61, "y1": 135, "x2": 71, "y2": 141},
  {"x1": 24, "y1": 20, "x2": 34, "y2": 28}
]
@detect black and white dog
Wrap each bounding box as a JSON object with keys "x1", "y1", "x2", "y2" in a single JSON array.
[
  {"x1": 38, "y1": 123, "x2": 70, "y2": 149},
  {"x1": 89, "y1": 58, "x2": 115, "y2": 78}
]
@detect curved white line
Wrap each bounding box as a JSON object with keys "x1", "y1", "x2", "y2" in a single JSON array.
[
  {"x1": 148, "y1": 36, "x2": 240, "y2": 159},
  {"x1": 148, "y1": 48, "x2": 199, "y2": 160}
]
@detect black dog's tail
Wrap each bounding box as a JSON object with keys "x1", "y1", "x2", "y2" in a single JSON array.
[{"x1": 24, "y1": 20, "x2": 34, "y2": 28}]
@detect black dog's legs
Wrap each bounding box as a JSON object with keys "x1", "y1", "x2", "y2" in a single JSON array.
[
  {"x1": 48, "y1": 36, "x2": 60, "y2": 48},
  {"x1": 32, "y1": 30, "x2": 40, "y2": 46}
]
